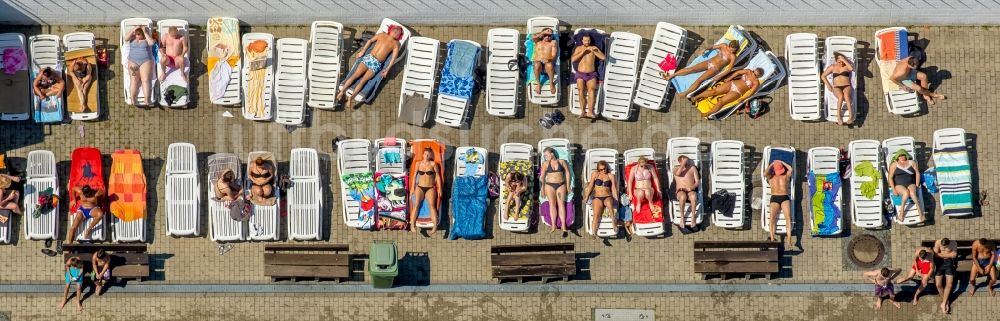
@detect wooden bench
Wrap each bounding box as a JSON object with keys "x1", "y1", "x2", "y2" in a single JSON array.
[
  {"x1": 264, "y1": 244, "x2": 351, "y2": 282},
  {"x1": 693, "y1": 241, "x2": 781, "y2": 280},
  {"x1": 490, "y1": 243, "x2": 576, "y2": 283},
  {"x1": 62, "y1": 244, "x2": 150, "y2": 281},
  {"x1": 919, "y1": 239, "x2": 1000, "y2": 274}
]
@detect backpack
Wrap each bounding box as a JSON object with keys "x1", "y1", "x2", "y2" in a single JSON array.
[
  {"x1": 487, "y1": 171, "x2": 500, "y2": 199},
  {"x1": 743, "y1": 96, "x2": 772, "y2": 119}
]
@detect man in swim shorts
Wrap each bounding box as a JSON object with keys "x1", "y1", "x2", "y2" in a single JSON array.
[
  {"x1": 570, "y1": 33, "x2": 605, "y2": 119},
  {"x1": 765, "y1": 159, "x2": 793, "y2": 247},
  {"x1": 891, "y1": 56, "x2": 945, "y2": 105},
  {"x1": 66, "y1": 185, "x2": 105, "y2": 243},
  {"x1": 337, "y1": 25, "x2": 403, "y2": 107},
  {"x1": 159, "y1": 26, "x2": 188, "y2": 82},
  {"x1": 933, "y1": 238, "x2": 958, "y2": 313},
  {"x1": 531, "y1": 28, "x2": 558, "y2": 96},
  {"x1": 672, "y1": 155, "x2": 700, "y2": 231}
]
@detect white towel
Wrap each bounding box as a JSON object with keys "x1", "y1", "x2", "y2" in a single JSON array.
[{"x1": 210, "y1": 60, "x2": 232, "y2": 101}]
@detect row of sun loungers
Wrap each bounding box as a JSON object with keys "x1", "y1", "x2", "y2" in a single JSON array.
[{"x1": 0, "y1": 128, "x2": 974, "y2": 244}]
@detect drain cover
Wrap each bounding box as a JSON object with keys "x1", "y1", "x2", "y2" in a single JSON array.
[{"x1": 848, "y1": 234, "x2": 885, "y2": 268}]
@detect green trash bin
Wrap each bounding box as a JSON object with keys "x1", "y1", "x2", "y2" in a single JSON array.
[{"x1": 369, "y1": 240, "x2": 398, "y2": 288}]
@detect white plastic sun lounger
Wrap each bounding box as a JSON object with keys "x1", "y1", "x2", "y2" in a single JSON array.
[
  {"x1": 206, "y1": 17, "x2": 241, "y2": 106},
  {"x1": 274, "y1": 38, "x2": 309, "y2": 125},
  {"x1": 486, "y1": 28, "x2": 520, "y2": 117},
  {"x1": 208, "y1": 153, "x2": 245, "y2": 242},
  {"x1": 933, "y1": 128, "x2": 973, "y2": 218},
  {"x1": 0, "y1": 33, "x2": 29, "y2": 121},
  {"x1": 375, "y1": 138, "x2": 407, "y2": 175},
  {"x1": 337, "y1": 139, "x2": 373, "y2": 229},
  {"x1": 807, "y1": 147, "x2": 843, "y2": 236},
  {"x1": 307, "y1": 21, "x2": 343, "y2": 110},
  {"x1": 710, "y1": 140, "x2": 745, "y2": 229},
  {"x1": 584, "y1": 148, "x2": 618, "y2": 238},
  {"x1": 23, "y1": 150, "x2": 59, "y2": 240},
  {"x1": 761, "y1": 146, "x2": 796, "y2": 235},
  {"x1": 667, "y1": 137, "x2": 703, "y2": 227},
  {"x1": 568, "y1": 28, "x2": 605, "y2": 117},
  {"x1": 397, "y1": 37, "x2": 441, "y2": 126},
  {"x1": 436, "y1": 39, "x2": 482, "y2": 128},
  {"x1": 623, "y1": 148, "x2": 663, "y2": 236},
  {"x1": 498, "y1": 143, "x2": 533, "y2": 232},
  {"x1": 600, "y1": 32, "x2": 642, "y2": 121},
  {"x1": 166, "y1": 143, "x2": 200, "y2": 237},
  {"x1": 121, "y1": 18, "x2": 156, "y2": 106},
  {"x1": 110, "y1": 150, "x2": 146, "y2": 243},
  {"x1": 635, "y1": 22, "x2": 686, "y2": 110},
  {"x1": 246, "y1": 151, "x2": 280, "y2": 241},
  {"x1": 242, "y1": 33, "x2": 275, "y2": 121},
  {"x1": 882, "y1": 136, "x2": 925, "y2": 226},
  {"x1": 875, "y1": 27, "x2": 920, "y2": 115},
  {"x1": 288, "y1": 148, "x2": 322, "y2": 241},
  {"x1": 824, "y1": 36, "x2": 857, "y2": 123},
  {"x1": 526, "y1": 17, "x2": 560, "y2": 106},
  {"x1": 63, "y1": 32, "x2": 101, "y2": 120},
  {"x1": 28, "y1": 34, "x2": 63, "y2": 123},
  {"x1": 785, "y1": 33, "x2": 822, "y2": 121},
  {"x1": 343, "y1": 18, "x2": 411, "y2": 104},
  {"x1": 848, "y1": 140, "x2": 885, "y2": 229},
  {"x1": 157, "y1": 19, "x2": 191, "y2": 108}
]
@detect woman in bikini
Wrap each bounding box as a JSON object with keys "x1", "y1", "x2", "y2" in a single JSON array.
[
  {"x1": 689, "y1": 68, "x2": 763, "y2": 118},
  {"x1": 214, "y1": 170, "x2": 243, "y2": 202},
  {"x1": 886, "y1": 150, "x2": 925, "y2": 223},
  {"x1": 68, "y1": 57, "x2": 94, "y2": 110},
  {"x1": 539, "y1": 147, "x2": 571, "y2": 233},
  {"x1": 969, "y1": 239, "x2": 997, "y2": 296},
  {"x1": 504, "y1": 171, "x2": 527, "y2": 220},
  {"x1": 821, "y1": 52, "x2": 855, "y2": 125},
  {"x1": 662, "y1": 40, "x2": 740, "y2": 97},
  {"x1": 248, "y1": 157, "x2": 275, "y2": 205},
  {"x1": 627, "y1": 156, "x2": 661, "y2": 217},
  {"x1": 584, "y1": 160, "x2": 618, "y2": 239},
  {"x1": 863, "y1": 267, "x2": 902, "y2": 310},
  {"x1": 92, "y1": 249, "x2": 112, "y2": 296},
  {"x1": 126, "y1": 25, "x2": 156, "y2": 106},
  {"x1": 409, "y1": 148, "x2": 443, "y2": 234}
]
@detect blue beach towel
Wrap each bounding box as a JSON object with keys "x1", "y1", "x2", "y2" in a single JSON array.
[
  {"x1": 809, "y1": 170, "x2": 842, "y2": 236},
  {"x1": 671, "y1": 25, "x2": 747, "y2": 93},
  {"x1": 524, "y1": 32, "x2": 559, "y2": 85},
  {"x1": 449, "y1": 175, "x2": 488, "y2": 240},
  {"x1": 439, "y1": 41, "x2": 480, "y2": 100},
  {"x1": 31, "y1": 67, "x2": 64, "y2": 123},
  {"x1": 933, "y1": 146, "x2": 973, "y2": 216}
]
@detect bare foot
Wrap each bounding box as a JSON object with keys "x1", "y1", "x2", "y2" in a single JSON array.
[
  {"x1": 990, "y1": 287, "x2": 996, "y2": 296},
  {"x1": 533, "y1": 84, "x2": 541, "y2": 95},
  {"x1": 549, "y1": 83, "x2": 556, "y2": 94},
  {"x1": 429, "y1": 228, "x2": 438, "y2": 235},
  {"x1": 847, "y1": 117, "x2": 855, "y2": 125},
  {"x1": 549, "y1": 227, "x2": 556, "y2": 233},
  {"x1": 410, "y1": 227, "x2": 418, "y2": 233},
  {"x1": 77, "y1": 301, "x2": 83, "y2": 311},
  {"x1": 934, "y1": 94, "x2": 947, "y2": 102},
  {"x1": 940, "y1": 302, "x2": 947, "y2": 314},
  {"x1": 892, "y1": 301, "x2": 901, "y2": 309},
  {"x1": 836, "y1": 120, "x2": 843, "y2": 126},
  {"x1": 912, "y1": 297, "x2": 918, "y2": 305},
  {"x1": 59, "y1": 301, "x2": 66, "y2": 310},
  {"x1": 969, "y1": 283, "x2": 976, "y2": 296},
  {"x1": 875, "y1": 299, "x2": 881, "y2": 310}
]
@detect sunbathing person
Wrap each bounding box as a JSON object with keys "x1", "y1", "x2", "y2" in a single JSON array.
[
  {"x1": 409, "y1": 148, "x2": 443, "y2": 234},
  {"x1": 969, "y1": 238, "x2": 997, "y2": 296},
  {"x1": 934, "y1": 238, "x2": 958, "y2": 313},
  {"x1": 68, "y1": 57, "x2": 94, "y2": 110},
  {"x1": 92, "y1": 249, "x2": 112, "y2": 296},
  {"x1": 886, "y1": 149, "x2": 925, "y2": 223},
  {"x1": 158, "y1": 26, "x2": 188, "y2": 82},
  {"x1": 531, "y1": 28, "x2": 558, "y2": 95},
  {"x1": 690, "y1": 68, "x2": 762, "y2": 117},
  {"x1": 126, "y1": 26, "x2": 156, "y2": 106},
  {"x1": 662, "y1": 40, "x2": 740, "y2": 97},
  {"x1": 891, "y1": 55, "x2": 945, "y2": 105},
  {"x1": 540, "y1": 147, "x2": 571, "y2": 233},
  {"x1": 626, "y1": 156, "x2": 661, "y2": 217},
  {"x1": 896, "y1": 247, "x2": 935, "y2": 305},
  {"x1": 570, "y1": 34, "x2": 605, "y2": 119},
  {"x1": 0, "y1": 174, "x2": 22, "y2": 215},
  {"x1": 765, "y1": 159, "x2": 793, "y2": 247},
  {"x1": 672, "y1": 155, "x2": 700, "y2": 230},
  {"x1": 504, "y1": 171, "x2": 528, "y2": 220},
  {"x1": 32, "y1": 67, "x2": 64, "y2": 109},
  {"x1": 67, "y1": 185, "x2": 104, "y2": 243},
  {"x1": 336, "y1": 25, "x2": 403, "y2": 107},
  {"x1": 248, "y1": 157, "x2": 275, "y2": 205},
  {"x1": 214, "y1": 170, "x2": 243, "y2": 202},
  {"x1": 59, "y1": 257, "x2": 85, "y2": 311},
  {"x1": 821, "y1": 52, "x2": 855, "y2": 125},
  {"x1": 583, "y1": 160, "x2": 618, "y2": 239},
  {"x1": 864, "y1": 267, "x2": 902, "y2": 310}
]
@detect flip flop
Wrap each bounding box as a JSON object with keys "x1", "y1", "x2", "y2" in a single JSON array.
[
  {"x1": 41, "y1": 249, "x2": 57, "y2": 257},
  {"x1": 44, "y1": 239, "x2": 52, "y2": 248}
]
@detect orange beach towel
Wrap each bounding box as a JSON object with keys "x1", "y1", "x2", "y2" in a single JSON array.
[{"x1": 109, "y1": 149, "x2": 146, "y2": 222}]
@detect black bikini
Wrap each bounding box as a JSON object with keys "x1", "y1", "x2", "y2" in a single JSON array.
[
  {"x1": 592, "y1": 174, "x2": 612, "y2": 201},
  {"x1": 544, "y1": 161, "x2": 566, "y2": 190},
  {"x1": 832, "y1": 71, "x2": 851, "y2": 89},
  {"x1": 417, "y1": 167, "x2": 436, "y2": 193}
]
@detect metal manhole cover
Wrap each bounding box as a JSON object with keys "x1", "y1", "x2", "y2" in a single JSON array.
[{"x1": 848, "y1": 234, "x2": 885, "y2": 268}]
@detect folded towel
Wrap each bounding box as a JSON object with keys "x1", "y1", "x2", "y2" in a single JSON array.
[
  {"x1": 853, "y1": 161, "x2": 881, "y2": 199},
  {"x1": 3, "y1": 47, "x2": 27, "y2": 75},
  {"x1": 933, "y1": 146, "x2": 973, "y2": 216}
]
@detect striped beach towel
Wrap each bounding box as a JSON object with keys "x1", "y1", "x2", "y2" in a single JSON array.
[{"x1": 933, "y1": 146, "x2": 973, "y2": 216}]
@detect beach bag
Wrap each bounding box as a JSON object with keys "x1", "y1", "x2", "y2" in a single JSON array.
[
  {"x1": 743, "y1": 96, "x2": 771, "y2": 119},
  {"x1": 97, "y1": 48, "x2": 109, "y2": 69},
  {"x1": 922, "y1": 167, "x2": 938, "y2": 194},
  {"x1": 658, "y1": 53, "x2": 677, "y2": 72},
  {"x1": 487, "y1": 171, "x2": 500, "y2": 199},
  {"x1": 839, "y1": 149, "x2": 852, "y2": 179}
]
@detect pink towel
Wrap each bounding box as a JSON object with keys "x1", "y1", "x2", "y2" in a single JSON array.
[
  {"x1": 3, "y1": 48, "x2": 27, "y2": 75},
  {"x1": 384, "y1": 137, "x2": 397, "y2": 146}
]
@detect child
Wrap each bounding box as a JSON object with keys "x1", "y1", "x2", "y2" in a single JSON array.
[
  {"x1": 864, "y1": 267, "x2": 901, "y2": 310},
  {"x1": 618, "y1": 193, "x2": 634, "y2": 241}
]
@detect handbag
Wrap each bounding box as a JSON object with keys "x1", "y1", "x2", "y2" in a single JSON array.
[{"x1": 658, "y1": 53, "x2": 677, "y2": 72}]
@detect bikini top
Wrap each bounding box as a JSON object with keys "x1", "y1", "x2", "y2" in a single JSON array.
[
  {"x1": 547, "y1": 161, "x2": 564, "y2": 173},
  {"x1": 634, "y1": 167, "x2": 652, "y2": 181},
  {"x1": 417, "y1": 167, "x2": 436, "y2": 176},
  {"x1": 832, "y1": 71, "x2": 851, "y2": 79},
  {"x1": 593, "y1": 175, "x2": 612, "y2": 187}
]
